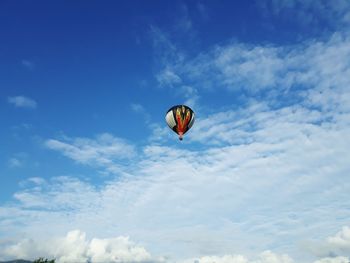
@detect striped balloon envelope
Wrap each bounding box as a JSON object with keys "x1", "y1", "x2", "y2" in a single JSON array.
[{"x1": 165, "y1": 105, "x2": 195, "y2": 140}]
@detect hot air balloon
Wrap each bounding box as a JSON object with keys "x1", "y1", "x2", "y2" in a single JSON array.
[{"x1": 165, "y1": 105, "x2": 195, "y2": 140}]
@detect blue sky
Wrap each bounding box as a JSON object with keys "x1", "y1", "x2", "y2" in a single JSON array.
[{"x1": 1, "y1": 1, "x2": 350, "y2": 262}]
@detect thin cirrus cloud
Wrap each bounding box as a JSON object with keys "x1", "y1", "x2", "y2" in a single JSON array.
[
  {"x1": 131, "y1": 103, "x2": 151, "y2": 124},
  {"x1": 8, "y1": 96, "x2": 37, "y2": 109},
  {"x1": 258, "y1": 0, "x2": 350, "y2": 30},
  {"x1": 155, "y1": 31, "x2": 350, "y2": 107},
  {"x1": 45, "y1": 133, "x2": 136, "y2": 174}
]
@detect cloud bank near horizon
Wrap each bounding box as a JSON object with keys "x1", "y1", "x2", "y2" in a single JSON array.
[{"x1": 1, "y1": 228, "x2": 350, "y2": 262}]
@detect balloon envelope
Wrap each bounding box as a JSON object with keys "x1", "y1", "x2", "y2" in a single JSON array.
[{"x1": 165, "y1": 105, "x2": 195, "y2": 140}]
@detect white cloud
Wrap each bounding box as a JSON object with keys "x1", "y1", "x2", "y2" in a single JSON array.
[
  {"x1": 258, "y1": 0, "x2": 350, "y2": 30},
  {"x1": 180, "y1": 85, "x2": 200, "y2": 109},
  {"x1": 131, "y1": 103, "x2": 151, "y2": 124},
  {"x1": 182, "y1": 255, "x2": 248, "y2": 263},
  {"x1": 45, "y1": 133, "x2": 135, "y2": 174},
  {"x1": 156, "y1": 68, "x2": 182, "y2": 87},
  {"x1": 0, "y1": 230, "x2": 163, "y2": 263},
  {"x1": 159, "y1": 32, "x2": 350, "y2": 108},
  {"x1": 310, "y1": 226, "x2": 350, "y2": 258},
  {"x1": 181, "y1": 251, "x2": 294, "y2": 263},
  {"x1": 151, "y1": 24, "x2": 200, "y2": 106},
  {"x1": 3, "y1": 104, "x2": 350, "y2": 259},
  {"x1": 152, "y1": 24, "x2": 350, "y2": 123},
  {"x1": 313, "y1": 257, "x2": 350, "y2": 263},
  {"x1": 328, "y1": 227, "x2": 350, "y2": 251},
  {"x1": 150, "y1": 25, "x2": 184, "y2": 67},
  {"x1": 8, "y1": 96, "x2": 37, "y2": 109},
  {"x1": 2, "y1": 229, "x2": 349, "y2": 262},
  {"x1": 12, "y1": 176, "x2": 97, "y2": 210},
  {"x1": 27, "y1": 177, "x2": 46, "y2": 185}
]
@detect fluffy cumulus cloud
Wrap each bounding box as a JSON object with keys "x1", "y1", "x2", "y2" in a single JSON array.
[
  {"x1": 1, "y1": 229, "x2": 349, "y2": 262},
  {"x1": 8, "y1": 96, "x2": 37, "y2": 109},
  {"x1": 1, "y1": 230, "x2": 162, "y2": 263},
  {"x1": 328, "y1": 227, "x2": 350, "y2": 251},
  {"x1": 311, "y1": 226, "x2": 350, "y2": 259}
]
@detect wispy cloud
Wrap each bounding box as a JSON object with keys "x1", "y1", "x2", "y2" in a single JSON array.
[
  {"x1": 196, "y1": 2, "x2": 209, "y2": 21},
  {"x1": 258, "y1": 0, "x2": 350, "y2": 32},
  {"x1": 131, "y1": 103, "x2": 151, "y2": 124},
  {"x1": 8, "y1": 158, "x2": 22, "y2": 168},
  {"x1": 7, "y1": 153, "x2": 28, "y2": 168},
  {"x1": 8, "y1": 96, "x2": 37, "y2": 109},
  {"x1": 156, "y1": 68, "x2": 182, "y2": 88},
  {"x1": 150, "y1": 25, "x2": 184, "y2": 67},
  {"x1": 46, "y1": 133, "x2": 135, "y2": 175},
  {"x1": 156, "y1": 32, "x2": 350, "y2": 104},
  {"x1": 131, "y1": 103, "x2": 146, "y2": 114}
]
